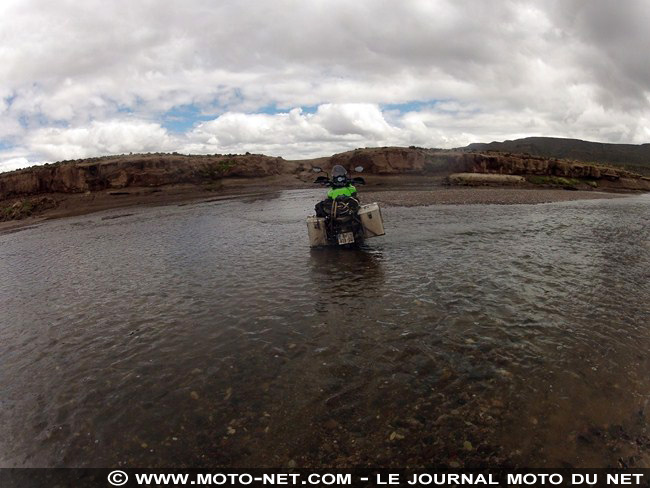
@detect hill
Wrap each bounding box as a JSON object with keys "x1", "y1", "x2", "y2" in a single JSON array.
[
  {"x1": 0, "y1": 147, "x2": 475, "y2": 201},
  {"x1": 460, "y1": 137, "x2": 650, "y2": 175},
  {"x1": 2, "y1": 146, "x2": 649, "y2": 202},
  {"x1": 2, "y1": 146, "x2": 649, "y2": 222}
]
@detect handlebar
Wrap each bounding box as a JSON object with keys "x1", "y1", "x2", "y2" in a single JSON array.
[{"x1": 313, "y1": 176, "x2": 365, "y2": 186}]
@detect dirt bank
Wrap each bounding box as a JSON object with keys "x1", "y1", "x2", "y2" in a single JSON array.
[
  {"x1": 365, "y1": 187, "x2": 626, "y2": 206},
  {"x1": 2, "y1": 146, "x2": 648, "y2": 232},
  {"x1": 0, "y1": 176, "x2": 629, "y2": 235},
  {"x1": 3, "y1": 147, "x2": 649, "y2": 203}
]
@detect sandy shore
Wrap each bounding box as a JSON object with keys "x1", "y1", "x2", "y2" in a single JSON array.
[
  {"x1": 365, "y1": 187, "x2": 627, "y2": 206},
  {"x1": 0, "y1": 177, "x2": 633, "y2": 234}
]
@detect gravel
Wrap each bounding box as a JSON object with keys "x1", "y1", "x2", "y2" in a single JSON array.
[{"x1": 364, "y1": 188, "x2": 627, "y2": 206}]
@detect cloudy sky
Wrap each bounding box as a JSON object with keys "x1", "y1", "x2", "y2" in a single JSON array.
[{"x1": 1, "y1": 0, "x2": 649, "y2": 171}]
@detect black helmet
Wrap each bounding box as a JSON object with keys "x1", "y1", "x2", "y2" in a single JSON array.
[{"x1": 331, "y1": 165, "x2": 349, "y2": 187}]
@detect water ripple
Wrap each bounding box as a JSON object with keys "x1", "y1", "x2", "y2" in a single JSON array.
[{"x1": 0, "y1": 191, "x2": 648, "y2": 467}]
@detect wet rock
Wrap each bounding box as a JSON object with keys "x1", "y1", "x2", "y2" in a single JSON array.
[
  {"x1": 405, "y1": 417, "x2": 423, "y2": 428},
  {"x1": 577, "y1": 434, "x2": 593, "y2": 445},
  {"x1": 324, "y1": 419, "x2": 340, "y2": 430},
  {"x1": 434, "y1": 414, "x2": 451, "y2": 425},
  {"x1": 389, "y1": 431, "x2": 405, "y2": 441}
]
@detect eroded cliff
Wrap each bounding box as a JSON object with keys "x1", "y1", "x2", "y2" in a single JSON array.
[
  {"x1": 0, "y1": 153, "x2": 287, "y2": 200},
  {"x1": 2, "y1": 147, "x2": 649, "y2": 204}
]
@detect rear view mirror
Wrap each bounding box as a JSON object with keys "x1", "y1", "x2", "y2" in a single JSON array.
[
  {"x1": 312, "y1": 167, "x2": 322, "y2": 173},
  {"x1": 354, "y1": 166, "x2": 364, "y2": 173},
  {"x1": 352, "y1": 177, "x2": 366, "y2": 185},
  {"x1": 314, "y1": 176, "x2": 328, "y2": 184}
]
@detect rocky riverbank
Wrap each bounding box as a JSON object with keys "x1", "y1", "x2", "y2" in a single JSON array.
[
  {"x1": 0, "y1": 184, "x2": 629, "y2": 235},
  {"x1": 365, "y1": 187, "x2": 626, "y2": 207},
  {"x1": 1, "y1": 146, "x2": 648, "y2": 229}
]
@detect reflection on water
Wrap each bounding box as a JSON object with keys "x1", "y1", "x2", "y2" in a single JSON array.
[
  {"x1": 0, "y1": 190, "x2": 649, "y2": 468},
  {"x1": 309, "y1": 247, "x2": 385, "y2": 297}
]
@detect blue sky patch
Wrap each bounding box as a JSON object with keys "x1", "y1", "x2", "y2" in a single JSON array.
[
  {"x1": 4, "y1": 93, "x2": 17, "y2": 107},
  {"x1": 381, "y1": 100, "x2": 440, "y2": 113},
  {"x1": 257, "y1": 104, "x2": 319, "y2": 115},
  {"x1": 162, "y1": 104, "x2": 217, "y2": 132},
  {"x1": 161, "y1": 103, "x2": 324, "y2": 132}
]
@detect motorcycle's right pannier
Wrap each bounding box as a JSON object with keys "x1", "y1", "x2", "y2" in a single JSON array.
[{"x1": 358, "y1": 203, "x2": 385, "y2": 239}]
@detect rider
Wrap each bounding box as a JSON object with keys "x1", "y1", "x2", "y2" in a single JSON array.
[{"x1": 315, "y1": 165, "x2": 358, "y2": 217}]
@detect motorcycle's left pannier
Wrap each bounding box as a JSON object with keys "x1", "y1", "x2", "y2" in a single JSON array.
[{"x1": 307, "y1": 216, "x2": 328, "y2": 247}]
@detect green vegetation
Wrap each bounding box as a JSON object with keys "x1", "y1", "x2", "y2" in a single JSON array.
[
  {"x1": 195, "y1": 160, "x2": 236, "y2": 181},
  {"x1": 1, "y1": 197, "x2": 57, "y2": 221},
  {"x1": 526, "y1": 175, "x2": 597, "y2": 189},
  {"x1": 2, "y1": 201, "x2": 31, "y2": 220},
  {"x1": 218, "y1": 160, "x2": 236, "y2": 172}
]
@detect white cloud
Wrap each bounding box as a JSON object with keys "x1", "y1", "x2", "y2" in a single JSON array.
[
  {"x1": 182, "y1": 104, "x2": 403, "y2": 159},
  {"x1": 0, "y1": 157, "x2": 32, "y2": 172},
  {"x1": 181, "y1": 103, "x2": 547, "y2": 159},
  {"x1": 1, "y1": 0, "x2": 650, "y2": 172},
  {"x1": 26, "y1": 120, "x2": 177, "y2": 161}
]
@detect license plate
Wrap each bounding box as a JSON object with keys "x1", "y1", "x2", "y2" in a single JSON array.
[{"x1": 337, "y1": 232, "x2": 355, "y2": 245}]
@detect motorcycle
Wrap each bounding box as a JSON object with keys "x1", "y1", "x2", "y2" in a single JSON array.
[{"x1": 307, "y1": 166, "x2": 385, "y2": 247}]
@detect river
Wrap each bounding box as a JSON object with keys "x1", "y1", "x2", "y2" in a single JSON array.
[{"x1": 1, "y1": 190, "x2": 648, "y2": 468}]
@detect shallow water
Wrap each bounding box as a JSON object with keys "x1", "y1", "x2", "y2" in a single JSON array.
[{"x1": 1, "y1": 190, "x2": 649, "y2": 468}]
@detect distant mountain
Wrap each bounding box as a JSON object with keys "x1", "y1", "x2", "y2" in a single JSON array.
[{"x1": 460, "y1": 137, "x2": 650, "y2": 175}]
